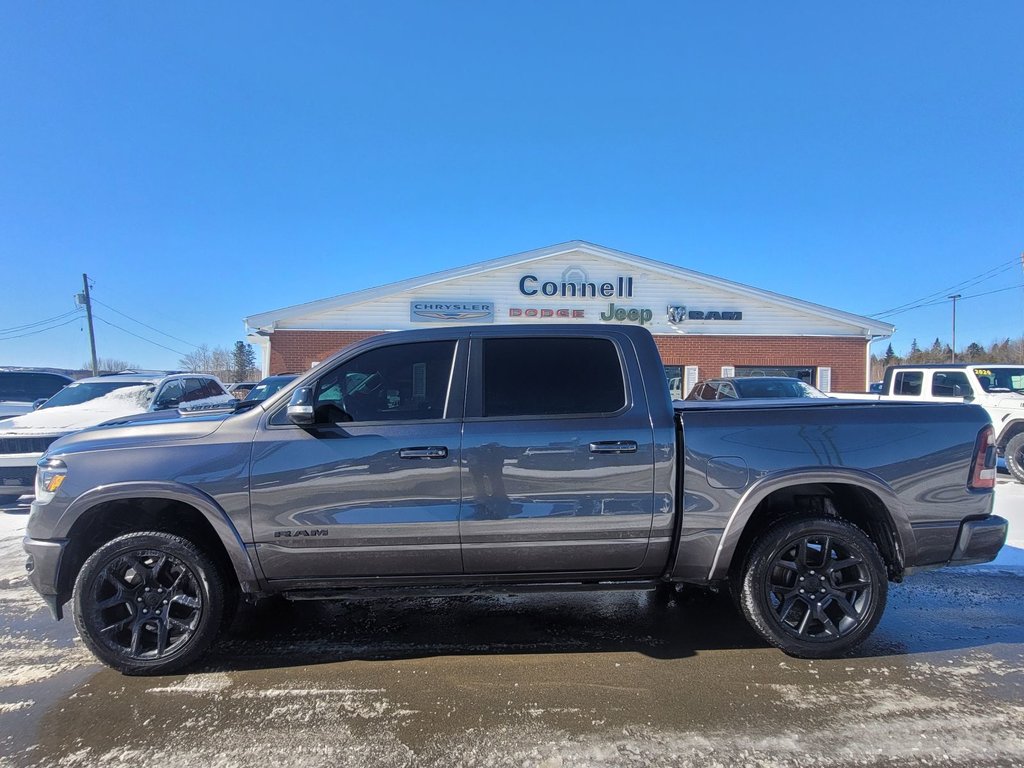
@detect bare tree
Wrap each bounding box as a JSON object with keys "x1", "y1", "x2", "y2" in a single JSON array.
[
  {"x1": 178, "y1": 345, "x2": 212, "y2": 373},
  {"x1": 209, "y1": 347, "x2": 232, "y2": 381},
  {"x1": 84, "y1": 357, "x2": 142, "y2": 373}
]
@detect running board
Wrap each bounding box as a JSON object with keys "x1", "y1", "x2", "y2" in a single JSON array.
[{"x1": 281, "y1": 580, "x2": 662, "y2": 601}]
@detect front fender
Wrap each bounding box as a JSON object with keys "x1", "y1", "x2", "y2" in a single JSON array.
[
  {"x1": 56, "y1": 481, "x2": 261, "y2": 591},
  {"x1": 706, "y1": 468, "x2": 915, "y2": 581}
]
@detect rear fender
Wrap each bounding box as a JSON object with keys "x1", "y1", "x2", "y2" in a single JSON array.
[{"x1": 707, "y1": 468, "x2": 914, "y2": 581}]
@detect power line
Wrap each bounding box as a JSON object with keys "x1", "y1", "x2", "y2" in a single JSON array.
[
  {"x1": 90, "y1": 297, "x2": 199, "y2": 349},
  {"x1": 91, "y1": 314, "x2": 190, "y2": 357},
  {"x1": 878, "y1": 283, "x2": 1024, "y2": 319},
  {"x1": 870, "y1": 258, "x2": 1020, "y2": 318},
  {"x1": 0, "y1": 315, "x2": 83, "y2": 341},
  {"x1": 0, "y1": 309, "x2": 80, "y2": 334}
]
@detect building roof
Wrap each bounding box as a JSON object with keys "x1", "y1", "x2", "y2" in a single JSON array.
[{"x1": 245, "y1": 240, "x2": 894, "y2": 339}]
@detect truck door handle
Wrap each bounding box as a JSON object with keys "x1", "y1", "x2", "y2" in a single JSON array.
[
  {"x1": 589, "y1": 440, "x2": 638, "y2": 454},
  {"x1": 399, "y1": 446, "x2": 448, "y2": 459}
]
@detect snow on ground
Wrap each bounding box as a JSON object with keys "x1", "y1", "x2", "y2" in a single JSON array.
[{"x1": 0, "y1": 386, "x2": 152, "y2": 435}]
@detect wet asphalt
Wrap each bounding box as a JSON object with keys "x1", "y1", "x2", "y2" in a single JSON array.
[{"x1": 1, "y1": 492, "x2": 1022, "y2": 767}]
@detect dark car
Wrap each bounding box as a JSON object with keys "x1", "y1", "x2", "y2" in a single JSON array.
[
  {"x1": 0, "y1": 369, "x2": 73, "y2": 419},
  {"x1": 686, "y1": 376, "x2": 828, "y2": 401},
  {"x1": 243, "y1": 374, "x2": 298, "y2": 402}
]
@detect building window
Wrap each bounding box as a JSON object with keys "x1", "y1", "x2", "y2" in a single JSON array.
[{"x1": 734, "y1": 365, "x2": 816, "y2": 385}]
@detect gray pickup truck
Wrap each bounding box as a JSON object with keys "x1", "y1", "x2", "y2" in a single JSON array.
[{"x1": 23, "y1": 325, "x2": 1007, "y2": 674}]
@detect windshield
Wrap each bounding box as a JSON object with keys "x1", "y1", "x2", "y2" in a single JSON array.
[
  {"x1": 243, "y1": 376, "x2": 297, "y2": 401},
  {"x1": 40, "y1": 381, "x2": 155, "y2": 409},
  {"x1": 734, "y1": 379, "x2": 827, "y2": 398},
  {"x1": 972, "y1": 368, "x2": 1024, "y2": 394}
]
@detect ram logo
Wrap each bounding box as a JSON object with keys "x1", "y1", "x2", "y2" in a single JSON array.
[{"x1": 274, "y1": 529, "x2": 329, "y2": 538}]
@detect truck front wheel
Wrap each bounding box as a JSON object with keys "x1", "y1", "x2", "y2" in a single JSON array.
[
  {"x1": 1004, "y1": 433, "x2": 1024, "y2": 483},
  {"x1": 737, "y1": 516, "x2": 887, "y2": 658},
  {"x1": 72, "y1": 531, "x2": 226, "y2": 675}
]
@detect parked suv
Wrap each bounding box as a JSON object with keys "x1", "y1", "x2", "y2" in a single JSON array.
[
  {"x1": 686, "y1": 376, "x2": 828, "y2": 401},
  {"x1": 863, "y1": 364, "x2": 1024, "y2": 483},
  {"x1": 0, "y1": 369, "x2": 73, "y2": 420},
  {"x1": 0, "y1": 372, "x2": 230, "y2": 501}
]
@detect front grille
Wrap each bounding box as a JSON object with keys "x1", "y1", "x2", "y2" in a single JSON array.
[
  {"x1": 0, "y1": 436, "x2": 60, "y2": 454},
  {"x1": 0, "y1": 465, "x2": 36, "y2": 488}
]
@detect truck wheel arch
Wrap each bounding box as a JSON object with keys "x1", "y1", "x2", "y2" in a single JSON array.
[
  {"x1": 708, "y1": 470, "x2": 915, "y2": 582},
  {"x1": 55, "y1": 482, "x2": 262, "y2": 605}
]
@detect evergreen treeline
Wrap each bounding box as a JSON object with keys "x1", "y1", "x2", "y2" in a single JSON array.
[{"x1": 870, "y1": 337, "x2": 1024, "y2": 381}]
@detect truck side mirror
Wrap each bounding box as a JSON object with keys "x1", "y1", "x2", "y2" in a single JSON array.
[
  {"x1": 32, "y1": 398, "x2": 48, "y2": 410},
  {"x1": 287, "y1": 386, "x2": 316, "y2": 426}
]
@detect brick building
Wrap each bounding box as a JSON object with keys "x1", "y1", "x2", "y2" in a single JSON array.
[{"x1": 245, "y1": 241, "x2": 893, "y2": 394}]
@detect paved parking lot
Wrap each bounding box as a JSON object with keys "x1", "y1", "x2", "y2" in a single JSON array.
[{"x1": 1, "y1": 485, "x2": 1022, "y2": 768}]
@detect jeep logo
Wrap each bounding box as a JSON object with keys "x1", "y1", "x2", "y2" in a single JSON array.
[{"x1": 274, "y1": 529, "x2": 329, "y2": 538}]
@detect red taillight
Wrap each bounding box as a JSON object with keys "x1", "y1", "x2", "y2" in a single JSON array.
[{"x1": 969, "y1": 425, "x2": 996, "y2": 490}]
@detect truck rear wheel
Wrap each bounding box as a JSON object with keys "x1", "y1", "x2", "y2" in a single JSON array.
[
  {"x1": 1004, "y1": 433, "x2": 1024, "y2": 483},
  {"x1": 72, "y1": 531, "x2": 226, "y2": 675},
  {"x1": 737, "y1": 516, "x2": 887, "y2": 658}
]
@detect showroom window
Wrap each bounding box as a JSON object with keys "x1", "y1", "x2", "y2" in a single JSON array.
[
  {"x1": 734, "y1": 365, "x2": 817, "y2": 384},
  {"x1": 482, "y1": 337, "x2": 625, "y2": 417}
]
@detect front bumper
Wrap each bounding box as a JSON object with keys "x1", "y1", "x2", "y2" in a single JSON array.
[
  {"x1": 23, "y1": 536, "x2": 68, "y2": 619},
  {"x1": 949, "y1": 515, "x2": 1009, "y2": 566}
]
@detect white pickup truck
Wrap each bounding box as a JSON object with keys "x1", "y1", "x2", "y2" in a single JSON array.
[{"x1": 863, "y1": 364, "x2": 1024, "y2": 482}]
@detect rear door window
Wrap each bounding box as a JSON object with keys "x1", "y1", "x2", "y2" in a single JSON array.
[
  {"x1": 893, "y1": 371, "x2": 923, "y2": 396},
  {"x1": 182, "y1": 378, "x2": 208, "y2": 402},
  {"x1": 481, "y1": 337, "x2": 626, "y2": 417},
  {"x1": 200, "y1": 378, "x2": 227, "y2": 398}
]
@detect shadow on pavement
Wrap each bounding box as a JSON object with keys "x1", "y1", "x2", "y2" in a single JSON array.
[
  {"x1": 200, "y1": 567, "x2": 1024, "y2": 673},
  {"x1": 204, "y1": 587, "x2": 765, "y2": 672}
]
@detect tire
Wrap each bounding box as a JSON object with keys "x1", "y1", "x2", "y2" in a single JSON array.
[
  {"x1": 1004, "y1": 434, "x2": 1024, "y2": 484},
  {"x1": 72, "y1": 531, "x2": 226, "y2": 675},
  {"x1": 736, "y1": 516, "x2": 887, "y2": 659}
]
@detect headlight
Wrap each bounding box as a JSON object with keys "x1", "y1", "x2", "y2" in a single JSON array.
[{"x1": 35, "y1": 458, "x2": 67, "y2": 504}]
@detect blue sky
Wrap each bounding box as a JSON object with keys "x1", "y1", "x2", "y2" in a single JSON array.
[{"x1": 1, "y1": 3, "x2": 1021, "y2": 370}]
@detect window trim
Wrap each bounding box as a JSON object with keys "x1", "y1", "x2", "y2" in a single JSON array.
[{"x1": 463, "y1": 334, "x2": 632, "y2": 422}]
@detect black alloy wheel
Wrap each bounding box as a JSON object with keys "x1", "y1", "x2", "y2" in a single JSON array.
[
  {"x1": 1004, "y1": 433, "x2": 1024, "y2": 484},
  {"x1": 73, "y1": 531, "x2": 226, "y2": 675},
  {"x1": 737, "y1": 516, "x2": 887, "y2": 658}
]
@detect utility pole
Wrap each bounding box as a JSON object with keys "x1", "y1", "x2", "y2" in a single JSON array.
[
  {"x1": 948, "y1": 294, "x2": 961, "y2": 363},
  {"x1": 82, "y1": 273, "x2": 98, "y2": 376}
]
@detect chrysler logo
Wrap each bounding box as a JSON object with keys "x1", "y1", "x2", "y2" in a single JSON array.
[{"x1": 410, "y1": 301, "x2": 494, "y2": 323}]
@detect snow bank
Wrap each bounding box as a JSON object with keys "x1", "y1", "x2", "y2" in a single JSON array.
[{"x1": 0, "y1": 385, "x2": 152, "y2": 435}]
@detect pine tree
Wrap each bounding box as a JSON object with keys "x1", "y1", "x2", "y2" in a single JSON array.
[
  {"x1": 232, "y1": 341, "x2": 256, "y2": 382},
  {"x1": 964, "y1": 342, "x2": 985, "y2": 362}
]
